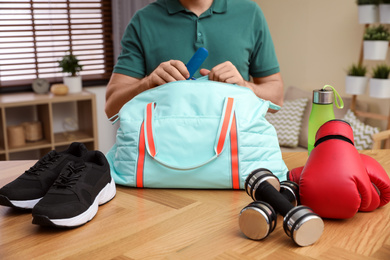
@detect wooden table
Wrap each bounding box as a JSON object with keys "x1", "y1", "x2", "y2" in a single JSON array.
[{"x1": 1, "y1": 151, "x2": 389, "y2": 259}]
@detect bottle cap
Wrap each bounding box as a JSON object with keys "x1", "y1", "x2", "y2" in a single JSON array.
[
  {"x1": 312, "y1": 85, "x2": 344, "y2": 108},
  {"x1": 312, "y1": 89, "x2": 333, "y2": 104}
]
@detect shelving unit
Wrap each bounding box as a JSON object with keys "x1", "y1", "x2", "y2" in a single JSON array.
[
  {"x1": 0, "y1": 90, "x2": 98, "y2": 160},
  {"x1": 350, "y1": 24, "x2": 390, "y2": 147}
]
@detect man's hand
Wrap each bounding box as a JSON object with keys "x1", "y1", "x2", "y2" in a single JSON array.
[
  {"x1": 200, "y1": 61, "x2": 252, "y2": 90},
  {"x1": 148, "y1": 60, "x2": 189, "y2": 88},
  {"x1": 106, "y1": 60, "x2": 190, "y2": 118}
]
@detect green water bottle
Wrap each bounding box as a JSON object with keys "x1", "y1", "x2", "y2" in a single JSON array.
[{"x1": 308, "y1": 85, "x2": 344, "y2": 154}]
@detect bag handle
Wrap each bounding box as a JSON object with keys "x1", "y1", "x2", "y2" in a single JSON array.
[{"x1": 143, "y1": 97, "x2": 235, "y2": 171}]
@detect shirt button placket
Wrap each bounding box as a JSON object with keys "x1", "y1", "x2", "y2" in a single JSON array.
[{"x1": 195, "y1": 19, "x2": 203, "y2": 48}]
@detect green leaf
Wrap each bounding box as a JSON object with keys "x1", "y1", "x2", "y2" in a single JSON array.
[
  {"x1": 363, "y1": 25, "x2": 390, "y2": 41},
  {"x1": 347, "y1": 63, "x2": 367, "y2": 76},
  {"x1": 372, "y1": 64, "x2": 390, "y2": 79},
  {"x1": 58, "y1": 53, "x2": 83, "y2": 77}
]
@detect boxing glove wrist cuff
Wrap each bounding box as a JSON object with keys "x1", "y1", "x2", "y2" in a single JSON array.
[{"x1": 315, "y1": 134, "x2": 354, "y2": 147}]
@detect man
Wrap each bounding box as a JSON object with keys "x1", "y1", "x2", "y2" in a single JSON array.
[{"x1": 105, "y1": 0, "x2": 283, "y2": 118}]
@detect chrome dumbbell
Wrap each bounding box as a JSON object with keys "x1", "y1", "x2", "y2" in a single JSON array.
[
  {"x1": 239, "y1": 168, "x2": 324, "y2": 247},
  {"x1": 239, "y1": 180, "x2": 298, "y2": 241}
]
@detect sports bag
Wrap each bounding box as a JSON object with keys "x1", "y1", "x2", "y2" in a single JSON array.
[{"x1": 106, "y1": 77, "x2": 288, "y2": 189}]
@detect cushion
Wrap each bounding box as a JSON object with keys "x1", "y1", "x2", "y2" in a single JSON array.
[
  {"x1": 342, "y1": 109, "x2": 380, "y2": 150},
  {"x1": 284, "y1": 86, "x2": 369, "y2": 148},
  {"x1": 265, "y1": 98, "x2": 308, "y2": 147}
]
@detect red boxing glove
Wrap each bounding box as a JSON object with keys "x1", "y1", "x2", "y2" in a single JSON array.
[
  {"x1": 287, "y1": 166, "x2": 303, "y2": 184},
  {"x1": 359, "y1": 154, "x2": 390, "y2": 212},
  {"x1": 299, "y1": 120, "x2": 372, "y2": 219},
  {"x1": 287, "y1": 154, "x2": 390, "y2": 213}
]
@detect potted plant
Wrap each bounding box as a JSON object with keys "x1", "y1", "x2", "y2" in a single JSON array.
[
  {"x1": 369, "y1": 64, "x2": 390, "y2": 98},
  {"x1": 345, "y1": 63, "x2": 368, "y2": 95},
  {"x1": 379, "y1": 0, "x2": 390, "y2": 23},
  {"x1": 58, "y1": 53, "x2": 83, "y2": 93},
  {"x1": 357, "y1": 0, "x2": 379, "y2": 24},
  {"x1": 363, "y1": 24, "x2": 390, "y2": 60}
]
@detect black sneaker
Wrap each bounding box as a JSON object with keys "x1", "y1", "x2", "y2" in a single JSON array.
[
  {"x1": 32, "y1": 150, "x2": 116, "y2": 228},
  {"x1": 0, "y1": 142, "x2": 88, "y2": 210}
]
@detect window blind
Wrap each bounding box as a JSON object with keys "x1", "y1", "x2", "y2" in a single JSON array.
[{"x1": 0, "y1": 0, "x2": 113, "y2": 88}]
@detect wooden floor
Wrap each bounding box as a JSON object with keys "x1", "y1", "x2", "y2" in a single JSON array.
[{"x1": 0, "y1": 150, "x2": 390, "y2": 259}]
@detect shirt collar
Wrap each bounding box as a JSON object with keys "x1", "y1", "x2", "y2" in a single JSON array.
[{"x1": 165, "y1": 0, "x2": 227, "y2": 15}]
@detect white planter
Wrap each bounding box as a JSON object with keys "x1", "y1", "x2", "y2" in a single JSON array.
[
  {"x1": 369, "y1": 78, "x2": 390, "y2": 98},
  {"x1": 363, "y1": 41, "x2": 389, "y2": 60},
  {"x1": 379, "y1": 4, "x2": 390, "y2": 24},
  {"x1": 345, "y1": 75, "x2": 368, "y2": 95},
  {"x1": 63, "y1": 76, "x2": 83, "y2": 93},
  {"x1": 358, "y1": 5, "x2": 379, "y2": 24}
]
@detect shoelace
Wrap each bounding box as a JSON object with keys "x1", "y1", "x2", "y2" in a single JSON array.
[
  {"x1": 53, "y1": 163, "x2": 86, "y2": 189},
  {"x1": 26, "y1": 151, "x2": 62, "y2": 175}
]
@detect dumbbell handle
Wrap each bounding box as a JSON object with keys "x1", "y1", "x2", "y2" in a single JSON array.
[
  {"x1": 281, "y1": 188, "x2": 296, "y2": 205},
  {"x1": 256, "y1": 181, "x2": 293, "y2": 216}
]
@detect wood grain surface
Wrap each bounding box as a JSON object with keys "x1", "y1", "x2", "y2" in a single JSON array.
[{"x1": 0, "y1": 150, "x2": 389, "y2": 259}]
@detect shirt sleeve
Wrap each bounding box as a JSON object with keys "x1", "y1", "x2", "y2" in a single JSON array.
[
  {"x1": 249, "y1": 6, "x2": 280, "y2": 78},
  {"x1": 113, "y1": 13, "x2": 146, "y2": 78}
]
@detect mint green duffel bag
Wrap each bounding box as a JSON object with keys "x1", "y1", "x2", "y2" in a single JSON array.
[{"x1": 106, "y1": 77, "x2": 288, "y2": 189}]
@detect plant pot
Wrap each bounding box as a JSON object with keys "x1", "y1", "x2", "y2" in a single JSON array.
[
  {"x1": 345, "y1": 75, "x2": 368, "y2": 95},
  {"x1": 358, "y1": 5, "x2": 379, "y2": 24},
  {"x1": 379, "y1": 4, "x2": 390, "y2": 24},
  {"x1": 369, "y1": 78, "x2": 390, "y2": 98},
  {"x1": 63, "y1": 76, "x2": 82, "y2": 93},
  {"x1": 363, "y1": 41, "x2": 389, "y2": 60}
]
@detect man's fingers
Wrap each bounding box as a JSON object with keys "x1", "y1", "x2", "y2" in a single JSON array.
[
  {"x1": 200, "y1": 68, "x2": 210, "y2": 76},
  {"x1": 157, "y1": 69, "x2": 177, "y2": 83},
  {"x1": 208, "y1": 61, "x2": 245, "y2": 86},
  {"x1": 168, "y1": 60, "x2": 190, "y2": 79},
  {"x1": 209, "y1": 63, "x2": 232, "y2": 82},
  {"x1": 150, "y1": 60, "x2": 190, "y2": 87}
]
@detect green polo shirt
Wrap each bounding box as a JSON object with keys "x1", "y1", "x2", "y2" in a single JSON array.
[{"x1": 114, "y1": 0, "x2": 280, "y2": 80}]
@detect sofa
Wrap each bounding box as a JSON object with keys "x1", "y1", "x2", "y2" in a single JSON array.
[{"x1": 266, "y1": 86, "x2": 380, "y2": 152}]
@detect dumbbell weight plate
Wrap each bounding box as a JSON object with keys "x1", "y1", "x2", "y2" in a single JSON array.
[
  {"x1": 239, "y1": 201, "x2": 277, "y2": 240},
  {"x1": 245, "y1": 168, "x2": 280, "y2": 201},
  {"x1": 283, "y1": 205, "x2": 324, "y2": 247},
  {"x1": 280, "y1": 181, "x2": 300, "y2": 207}
]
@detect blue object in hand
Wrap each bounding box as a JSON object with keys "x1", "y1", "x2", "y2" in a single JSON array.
[{"x1": 186, "y1": 47, "x2": 209, "y2": 80}]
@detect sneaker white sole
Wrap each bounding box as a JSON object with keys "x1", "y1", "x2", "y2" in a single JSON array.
[
  {"x1": 11, "y1": 198, "x2": 42, "y2": 209},
  {"x1": 34, "y1": 178, "x2": 116, "y2": 227}
]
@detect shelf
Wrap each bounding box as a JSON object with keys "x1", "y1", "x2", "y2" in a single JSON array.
[
  {"x1": 0, "y1": 90, "x2": 98, "y2": 160},
  {"x1": 0, "y1": 91, "x2": 96, "y2": 107},
  {"x1": 8, "y1": 139, "x2": 52, "y2": 153},
  {"x1": 54, "y1": 131, "x2": 95, "y2": 145},
  {"x1": 353, "y1": 23, "x2": 390, "y2": 148}
]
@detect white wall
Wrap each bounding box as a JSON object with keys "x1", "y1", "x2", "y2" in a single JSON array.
[{"x1": 86, "y1": 86, "x2": 118, "y2": 154}]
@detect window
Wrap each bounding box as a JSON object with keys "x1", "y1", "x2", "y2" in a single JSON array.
[{"x1": 0, "y1": 0, "x2": 113, "y2": 89}]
